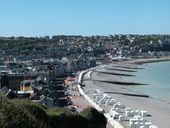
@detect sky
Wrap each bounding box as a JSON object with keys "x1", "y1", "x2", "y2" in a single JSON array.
[{"x1": 0, "y1": 0, "x2": 170, "y2": 37}]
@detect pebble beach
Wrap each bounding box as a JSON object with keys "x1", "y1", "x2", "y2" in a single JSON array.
[{"x1": 81, "y1": 58, "x2": 170, "y2": 128}]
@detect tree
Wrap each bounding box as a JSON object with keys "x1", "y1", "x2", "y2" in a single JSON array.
[{"x1": 80, "y1": 107, "x2": 107, "y2": 128}]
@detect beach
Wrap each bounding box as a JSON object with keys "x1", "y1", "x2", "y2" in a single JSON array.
[
  {"x1": 67, "y1": 57, "x2": 170, "y2": 128},
  {"x1": 81, "y1": 58, "x2": 170, "y2": 128}
]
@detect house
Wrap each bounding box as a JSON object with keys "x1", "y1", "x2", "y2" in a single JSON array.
[
  {"x1": 4, "y1": 89, "x2": 18, "y2": 99},
  {"x1": 0, "y1": 74, "x2": 37, "y2": 90},
  {"x1": 0, "y1": 86, "x2": 9, "y2": 94},
  {"x1": 16, "y1": 80, "x2": 35, "y2": 98},
  {"x1": 0, "y1": 86, "x2": 18, "y2": 99},
  {"x1": 20, "y1": 80, "x2": 34, "y2": 91},
  {"x1": 32, "y1": 95, "x2": 54, "y2": 107}
]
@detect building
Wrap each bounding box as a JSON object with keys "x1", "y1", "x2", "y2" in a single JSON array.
[{"x1": 0, "y1": 74, "x2": 37, "y2": 90}]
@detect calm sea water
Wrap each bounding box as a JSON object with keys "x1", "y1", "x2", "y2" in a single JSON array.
[{"x1": 126, "y1": 61, "x2": 170, "y2": 103}]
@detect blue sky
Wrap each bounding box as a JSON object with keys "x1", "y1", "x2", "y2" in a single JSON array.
[{"x1": 0, "y1": 0, "x2": 170, "y2": 36}]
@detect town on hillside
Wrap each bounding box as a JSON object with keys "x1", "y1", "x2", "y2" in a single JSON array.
[{"x1": 0, "y1": 34, "x2": 170, "y2": 108}]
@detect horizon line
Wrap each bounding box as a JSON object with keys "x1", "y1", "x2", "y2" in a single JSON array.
[{"x1": 1, "y1": 33, "x2": 170, "y2": 38}]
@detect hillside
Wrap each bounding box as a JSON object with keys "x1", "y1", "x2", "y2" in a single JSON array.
[{"x1": 0, "y1": 95, "x2": 106, "y2": 128}]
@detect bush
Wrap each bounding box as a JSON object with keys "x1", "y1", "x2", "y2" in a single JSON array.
[
  {"x1": 12, "y1": 99, "x2": 49, "y2": 127},
  {"x1": 80, "y1": 107, "x2": 107, "y2": 128},
  {"x1": 47, "y1": 108, "x2": 86, "y2": 128},
  {"x1": 0, "y1": 95, "x2": 107, "y2": 128},
  {"x1": 0, "y1": 95, "x2": 43, "y2": 128}
]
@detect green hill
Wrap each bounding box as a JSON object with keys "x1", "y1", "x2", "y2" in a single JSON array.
[{"x1": 0, "y1": 95, "x2": 106, "y2": 128}]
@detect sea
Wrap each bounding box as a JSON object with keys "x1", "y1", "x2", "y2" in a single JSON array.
[{"x1": 125, "y1": 61, "x2": 170, "y2": 103}]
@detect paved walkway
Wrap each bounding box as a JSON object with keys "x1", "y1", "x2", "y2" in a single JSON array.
[{"x1": 66, "y1": 84, "x2": 113, "y2": 128}]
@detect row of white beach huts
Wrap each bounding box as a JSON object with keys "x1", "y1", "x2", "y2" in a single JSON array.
[
  {"x1": 77, "y1": 68, "x2": 158, "y2": 128},
  {"x1": 87, "y1": 88, "x2": 158, "y2": 128}
]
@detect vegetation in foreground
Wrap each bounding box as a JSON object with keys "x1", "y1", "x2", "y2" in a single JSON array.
[{"x1": 0, "y1": 95, "x2": 107, "y2": 128}]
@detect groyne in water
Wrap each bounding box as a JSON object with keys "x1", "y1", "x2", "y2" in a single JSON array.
[
  {"x1": 105, "y1": 67, "x2": 137, "y2": 72},
  {"x1": 94, "y1": 80, "x2": 148, "y2": 86},
  {"x1": 94, "y1": 71, "x2": 135, "y2": 76},
  {"x1": 114, "y1": 65, "x2": 144, "y2": 69},
  {"x1": 104, "y1": 91, "x2": 150, "y2": 98}
]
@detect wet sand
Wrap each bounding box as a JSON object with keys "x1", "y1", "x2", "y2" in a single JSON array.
[{"x1": 82, "y1": 62, "x2": 170, "y2": 128}]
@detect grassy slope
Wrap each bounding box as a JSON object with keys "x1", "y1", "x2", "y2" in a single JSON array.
[{"x1": 0, "y1": 95, "x2": 106, "y2": 128}]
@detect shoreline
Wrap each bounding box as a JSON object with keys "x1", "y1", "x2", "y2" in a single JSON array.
[
  {"x1": 69, "y1": 57, "x2": 170, "y2": 128},
  {"x1": 112, "y1": 56, "x2": 170, "y2": 102},
  {"x1": 81, "y1": 59, "x2": 170, "y2": 128},
  {"x1": 124, "y1": 59, "x2": 170, "y2": 104},
  {"x1": 122, "y1": 56, "x2": 170, "y2": 64},
  {"x1": 107, "y1": 59, "x2": 170, "y2": 103}
]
